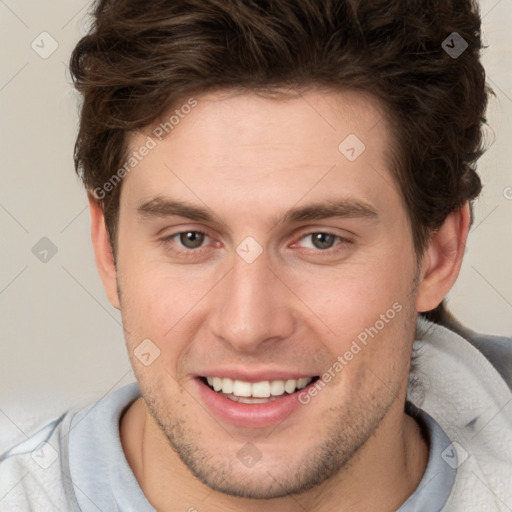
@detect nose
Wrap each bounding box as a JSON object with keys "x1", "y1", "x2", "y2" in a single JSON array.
[{"x1": 208, "y1": 248, "x2": 296, "y2": 353}]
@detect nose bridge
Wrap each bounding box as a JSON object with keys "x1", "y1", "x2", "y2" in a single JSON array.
[{"x1": 210, "y1": 249, "x2": 294, "y2": 351}]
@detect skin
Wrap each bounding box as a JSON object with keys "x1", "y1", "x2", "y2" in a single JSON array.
[{"x1": 89, "y1": 89, "x2": 470, "y2": 511}]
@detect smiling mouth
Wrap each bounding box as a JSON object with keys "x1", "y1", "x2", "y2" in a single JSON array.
[{"x1": 199, "y1": 376, "x2": 320, "y2": 404}]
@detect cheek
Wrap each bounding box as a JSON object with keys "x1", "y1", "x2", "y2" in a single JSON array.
[
  {"x1": 117, "y1": 261, "x2": 205, "y2": 384},
  {"x1": 287, "y1": 250, "x2": 417, "y2": 393},
  {"x1": 289, "y1": 249, "x2": 416, "y2": 341},
  {"x1": 116, "y1": 251, "x2": 216, "y2": 346}
]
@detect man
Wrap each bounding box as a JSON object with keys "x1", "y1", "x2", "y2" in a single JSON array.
[{"x1": 1, "y1": 0, "x2": 511, "y2": 510}]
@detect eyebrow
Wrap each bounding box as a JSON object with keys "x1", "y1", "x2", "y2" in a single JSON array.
[{"x1": 136, "y1": 196, "x2": 379, "y2": 226}]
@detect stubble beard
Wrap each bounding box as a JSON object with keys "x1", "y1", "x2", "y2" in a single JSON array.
[
  {"x1": 120, "y1": 273, "x2": 419, "y2": 500},
  {"x1": 138, "y1": 369, "x2": 401, "y2": 500}
]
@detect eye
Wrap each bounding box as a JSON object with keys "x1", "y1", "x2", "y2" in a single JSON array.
[
  {"x1": 303, "y1": 233, "x2": 336, "y2": 250},
  {"x1": 162, "y1": 230, "x2": 212, "y2": 254},
  {"x1": 176, "y1": 231, "x2": 208, "y2": 249},
  {"x1": 296, "y1": 232, "x2": 350, "y2": 251}
]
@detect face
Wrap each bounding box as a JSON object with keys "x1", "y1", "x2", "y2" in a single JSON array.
[{"x1": 113, "y1": 90, "x2": 421, "y2": 498}]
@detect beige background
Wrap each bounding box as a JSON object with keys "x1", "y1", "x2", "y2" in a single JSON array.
[{"x1": 1, "y1": 0, "x2": 511, "y2": 453}]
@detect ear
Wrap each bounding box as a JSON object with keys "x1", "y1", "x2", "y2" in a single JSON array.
[
  {"x1": 416, "y1": 202, "x2": 471, "y2": 313},
  {"x1": 88, "y1": 194, "x2": 121, "y2": 310}
]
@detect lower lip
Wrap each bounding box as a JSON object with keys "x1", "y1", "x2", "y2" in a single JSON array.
[{"x1": 194, "y1": 378, "x2": 315, "y2": 428}]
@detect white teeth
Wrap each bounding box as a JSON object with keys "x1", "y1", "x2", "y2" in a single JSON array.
[
  {"x1": 221, "y1": 378, "x2": 233, "y2": 394},
  {"x1": 212, "y1": 377, "x2": 223, "y2": 392},
  {"x1": 251, "y1": 381, "x2": 271, "y2": 398},
  {"x1": 232, "y1": 380, "x2": 252, "y2": 397},
  {"x1": 297, "y1": 378, "x2": 310, "y2": 390},
  {"x1": 269, "y1": 380, "x2": 285, "y2": 396},
  {"x1": 284, "y1": 379, "x2": 297, "y2": 394},
  {"x1": 204, "y1": 376, "x2": 313, "y2": 398}
]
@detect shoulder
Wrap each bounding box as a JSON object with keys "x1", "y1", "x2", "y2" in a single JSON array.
[
  {"x1": 0, "y1": 382, "x2": 143, "y2": 512},
  {"x1": 437, "y1": 311, "x2": 512, "y2": 388},
  {"x1": 410, "y1": 316, "x2": 512, "y2": 511},
  {"x1": 0, "y1": 411, "x2": 81, "y2": 512}
]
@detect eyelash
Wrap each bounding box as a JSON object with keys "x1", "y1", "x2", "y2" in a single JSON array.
[
  {"x1": 161, "y1": 230, "x2": 352, "y2": 257},
  {"x1": 162, "y1": 231, "x2": 212, "y2": 257},
  {"x1": 294, "y1": 232, "x2": 351, "y2": 252}
]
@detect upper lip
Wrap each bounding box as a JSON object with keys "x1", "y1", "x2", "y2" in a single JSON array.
[{"x1": 195, "y1": 369, "x2": 318, "y2": 382}]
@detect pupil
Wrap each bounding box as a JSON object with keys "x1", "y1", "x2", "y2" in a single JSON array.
[
  {"x1": 313, "y1": 233, "x2": 334, "y2": 249},
  {"x1": 180, "y1": 232, "x2": 204, "y2": 248}
]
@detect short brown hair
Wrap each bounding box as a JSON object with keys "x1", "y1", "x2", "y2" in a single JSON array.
[{"x1": 70, "y1": 0, "x2": 491, "y2": 318}]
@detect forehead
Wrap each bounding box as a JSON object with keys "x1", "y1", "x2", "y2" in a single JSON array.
[{"x1": 120, "y1": 89, "x2": 399, "y2": 220}]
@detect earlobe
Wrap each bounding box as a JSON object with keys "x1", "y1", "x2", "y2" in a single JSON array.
[
  {"x1": 416, "y1": 203, "x2": 471, "y2": 313},
  {"x1": 88, "y1": 194, "x2": 121, "y2": 310}
]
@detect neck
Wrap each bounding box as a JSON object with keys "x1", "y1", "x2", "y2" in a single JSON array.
[{"x1": 120, "y1": 397, "x2": 428, "y2": 512}]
